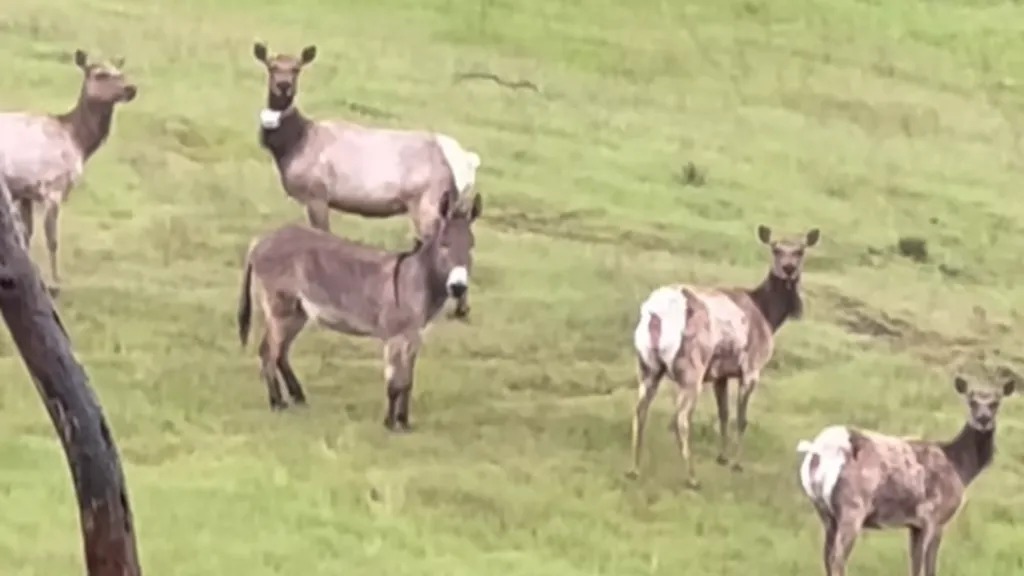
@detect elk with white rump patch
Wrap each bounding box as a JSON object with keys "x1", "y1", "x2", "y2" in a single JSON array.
[
  {"x1": 236, "y1": 190, "x2": 481, "y2": 429},
  {"x1": 251, "y1": 41, "x2": 482, "y2": 318},
  {"x1": 0, "y1": 49, "x2": 137, "y2": 295},
  {"x1": 629, "y1": 225, "x2": 820, "y2": 488},
  {"x1": 796, "y1": 375, "x2": 1016, "y2": 576}
]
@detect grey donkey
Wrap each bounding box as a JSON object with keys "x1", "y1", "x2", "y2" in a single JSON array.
[{"x1": 237, "y1": 190, "x2": 482, "y2": 430}]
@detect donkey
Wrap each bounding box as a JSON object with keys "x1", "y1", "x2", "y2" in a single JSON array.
[
  {"x1": 251, "y1": 41, "x2": 481, "y2": 319},
  {"x1": 236, "y1": 190, "x2": 482, "y2": 428},
  {"x1": 628, "y1": 224, "x2": 820, "y2": 488},
  {"x1": 796, "y1": 375, "x2": 1016, "y2": 576},
  {"x1": 0, "y1": 49, "x2": 137, "y2": 295}
]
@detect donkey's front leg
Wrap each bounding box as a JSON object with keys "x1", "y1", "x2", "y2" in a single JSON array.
[{"x1": 382, "y1": 335, "x2": 418, "y2": 432}]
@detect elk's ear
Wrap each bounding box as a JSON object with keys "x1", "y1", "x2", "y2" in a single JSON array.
[
  {"x1": 954, "y1": 376, "x2": 969, "y2": 395},
  {"x1": 300, "y1": 45, "x2": 318, "y2": 65},
  {"x1": 757, "y1": 225, "x2": 772, "y2": 245},
  {"x1": 253, "y1": 42, "x2": 269, "y2": 64},
  {"x1": 111, "y1": 56, "x2": 126, "y2": 70},
  {"x1": 805, "y1": 228, "x2": 820, "y2": 247},
  {"x1": 73, "y1": 49, "x2": 89, "y2": 70},
  {"x1": 1003, "y1": 379, "x2": 1016, "y2": 397},
  {"x1": 470, "y1": 193, "x2": 483, "y2": 222}
]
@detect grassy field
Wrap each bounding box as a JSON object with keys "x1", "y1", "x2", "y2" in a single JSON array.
[{"x1": 1, "y1": 0, "x2": 1023, "y2": 574}]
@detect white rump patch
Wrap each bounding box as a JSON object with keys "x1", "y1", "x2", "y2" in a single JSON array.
[
  {"x1": 446, "y1": 266, "x2": 468, "y2": 289},
  {"x1": 797, "y1": 425, "x2": 853, "y2": 515},
  {"x1": 434, "y1": 133, "x2": 480, "y2": 200},
  {"x1": 633, "y1": 286, "x2": 688, "y2": 372},
  {"x1": 260, "y1": 108, "x2": 282, "y2": 130}
]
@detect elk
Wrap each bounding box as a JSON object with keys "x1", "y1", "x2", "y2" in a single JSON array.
[
  {"x1": 0, "y1": 49, "x2": 137, "y2": 296},
  {"x1": 236, "y1": 189, "x2": 481, "y2": 429},
  {"x1": 251, "y1": 41, "x2": 481, "y2": 318},
  {"x1": 628, "y1": 225, "x2": 820, "y2": 488},
  {"x1": 796, "y1": 375, "x2": 1016, "y2": 576}
]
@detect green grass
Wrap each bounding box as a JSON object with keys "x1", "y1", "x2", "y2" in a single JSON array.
[{"x1": 1, "y1": 0, "x2": 1024, "y2": 574}]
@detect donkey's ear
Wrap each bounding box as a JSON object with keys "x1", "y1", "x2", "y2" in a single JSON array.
[
  {"x1": 300, "y1": 45, "x2": 318, "y2": 65},
  {"x1": 437, "y1": 191, "x2": 452, "y2": 220},
  {"x1": 253, "y1": 42, "x2": 269, "y2": 64},
  {"x1": 805, "y1": 228, "x2": 820, "y2": 247},
  {"x1": 73, "y1": 49, "x2": 89, "y2": 70},
  {"x1": 1003, "y1": 379, "x2": 1016, "y2": 397},
  {"x1": 470, "y1": 193, "x2": 483, "y2": 221},
  {"x1": 757, "y1": 225, "x2": 772, "y2": 245},
  {"x1": 954, "y1": 376, "x2": 969, "y2": 395}
]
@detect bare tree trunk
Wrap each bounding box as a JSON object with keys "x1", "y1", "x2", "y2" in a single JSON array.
[{"x1": 0, "y1": 179, "x2": 141, "y2": 575}]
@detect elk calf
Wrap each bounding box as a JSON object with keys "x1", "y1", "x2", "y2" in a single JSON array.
[
  {"x1": 236, "y1": 191, "x2": 481, "y2": 429},
  {"x1": 0, "y1": 49, "x2": 137, "y2": 295},
  {"x1": 251, "y1": 41, "x2": 481, "y2": 318},
  {"x1": 629, "y1": 225, "x2": 820, "y2": 488},
  {"x1": 797, "y1": 375, "x2": 1016, "y2": 576}
]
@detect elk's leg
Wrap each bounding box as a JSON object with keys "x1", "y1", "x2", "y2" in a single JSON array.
[
  {"x1": 731, "y1": 371, "x2": 760, "y2": 472},
  {"x1": 827, "y1": 513, "x2": 864, "y2": 576},
  {"x1": 258, "y1": 332, "x2": 287, "y2": 411},
  {"x1": 42, "y1": 199, "x2": 61, "y2": 295},
  {"x1": 712, "y1": 377, "x2": 731, "y2": 466},
  {"x1": 627, "y1": 355, "x2": 665, "y2": 479},
  {"x1": 305, "y1": 200, "x2": 331, "y2": 233},
  {"x1": 382, "y1": 335, "x2": 417, "y2": 432},
  {"x1": 276, "y1": 312, "x2": 309, "y2": 406},
  {"x1": 821, "y1": 515, "x2": 838, "y2": 575},
  {"x1": 17, "y1": 198, "x2": 33, "y2": 248},
  {"x1": 671, "y1": 359, "x2": 707, "y2": 489},
  {"x1": 922, "y1": 528, "x2": 943, "y2": 576},
  {"x1": 908, "y1": 527, "x2": 924, "y2": 576}
]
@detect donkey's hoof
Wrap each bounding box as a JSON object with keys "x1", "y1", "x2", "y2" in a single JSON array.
[
  {"x1": 730, "y1": 462, "x2": 744, "y2": 473},
  {"x1": 46, "y1": 284, "x2": 61, "y2": 298},
  {"x1": 269, "y1": 400, "x2": 289, "y2": 412},
  {"x1": 685, "y1": 478, "x2": 702, "y2": 491},
  {"x1": 715, "y1": 455, "x2": 730, "y2": 466},
  {"x1": 624, "y1": 469, "x2": 640, "y2": 480},
  {"x1": 291, "y1": 396, "x2": 308, "y2": 407}
]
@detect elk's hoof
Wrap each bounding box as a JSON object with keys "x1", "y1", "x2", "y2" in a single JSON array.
[
  {"x1": 685, "y1": 478, "x2": 702, "y2": 491},
  {"x1": 624, "y1": 469, "x2": 640, "y2": 480},
  {"x1": 715, "y1": 455, "x2": 730, "y2": 466},
  {"x1": 269, "y1": 400, "x2": 288, "y2": 412},
  {"x1": 292, "y1": 396, "x2": 308, "y2": 407},
  {"x1": 46, "y1": 284, "x2": 61, "y2": 298},
  {"x1": 731, "y1": 462, "x2": 744, "y2": 473}
]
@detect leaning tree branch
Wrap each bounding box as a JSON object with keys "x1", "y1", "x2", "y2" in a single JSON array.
[
  {"x1": 0, "y1": 179, "x2": 141, "y2": 576},
  {"x1": 452, "y1": 71, "x2": 542, "y2": 94}
]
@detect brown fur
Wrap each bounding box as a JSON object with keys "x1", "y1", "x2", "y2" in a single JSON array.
[
  {"x1": 236, "y1": 191, "x2": 481, "y2": 429},
  {"x1": 629, "y1": 224, "x2": 820, "y2": 488},
  {"x1": 802, "y1": 376, "x2": 1015, "y2": 576},
  {"x1": 250, "y1": 42, "x2": 480, "y2": 318},
  {"x1": 0, "y1": 49, "x2": 136, "y2": 295}
]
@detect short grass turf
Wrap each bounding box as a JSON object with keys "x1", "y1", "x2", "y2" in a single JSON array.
[{"x1": 1, "y1": 0, "x2": 1024, "y2": 574}]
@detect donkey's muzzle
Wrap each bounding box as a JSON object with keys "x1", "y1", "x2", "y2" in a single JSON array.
[{"x1": 446, "y1": 266, "x2": 469, "y2": 299}]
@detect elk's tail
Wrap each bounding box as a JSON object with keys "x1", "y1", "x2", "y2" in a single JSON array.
[
  {"x1": 237, "y1": 241, "x2": 256, "y2": 348},
  {"x1": 633, "y1": 286, "x2": 687, "y2": 373},
  {"x1": 796, "y1": 426, "x2": 853, "y2": 515}
]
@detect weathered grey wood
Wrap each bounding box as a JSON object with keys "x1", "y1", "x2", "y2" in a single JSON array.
[{"x1": 0, "y1": 179, "x2": 141, "y2": 575}]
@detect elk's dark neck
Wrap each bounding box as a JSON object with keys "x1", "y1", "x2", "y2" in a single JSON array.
[
  {"x1": 940, "y1": 424, "x2": 995, "y2": 485},
  {"x1": 747, "y1": 273, "x2": 803, "y2": 332},
  {"x1": 259, "y1": 103, "x2": 312, "y2": 169},
  {"x1": 55, "y1": 95, "x2": 115, "y2": 160}
]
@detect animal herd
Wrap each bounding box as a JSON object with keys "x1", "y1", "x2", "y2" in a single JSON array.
[{"x1": 0, "y1": 44, "x2": 1016, "y2": 576}]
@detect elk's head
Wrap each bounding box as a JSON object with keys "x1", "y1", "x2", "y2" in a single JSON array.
[
  {"x1": 74, "y1": 49, "x2": 137, "y2": 106},
  {"x1": 758, "y1": 225, "x2": 820, "y2": 286},
  {"x1": 955, "y1": 375, "x2": 1015, "y2": 432},
  {"x1": 252, "y1": 42, "x2": 316, "y2": 129}
]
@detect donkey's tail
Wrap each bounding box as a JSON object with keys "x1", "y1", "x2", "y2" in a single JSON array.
[{"x1": 237, "y1": 240, "x2": 257, "y2": 348}]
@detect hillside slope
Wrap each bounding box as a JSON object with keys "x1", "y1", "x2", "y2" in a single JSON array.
[{"x1": 0, "y1": 0, "x2": 1022, "y2": 574}]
